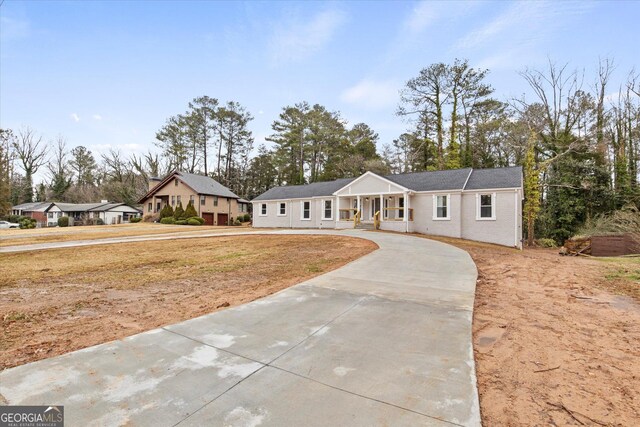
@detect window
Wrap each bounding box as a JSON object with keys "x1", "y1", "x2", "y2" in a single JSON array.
[
  {"x1": 177, "y1": 195, "x2": 181, "y2": 205},
  {"x1": 171, "y1": 195, "x2": 175, "y2": 206},
  {"x1": 190, "y1": 195, "x2": 195, "y2": 204},
  {"x1": 260, "y1": 203, "x2": 267, "y2": 216},
  {"x1": 477, "y1": 193, "x2": 496, "y2": 220},
  {"x1": 433, "y1": 195, "x2": 450, "y2": 220},
  {"x1": 301, "y1": 201, "x2": 311, "y2": 220},
  {"x1": 48, "y1": 212, "x2": 54, "y2": 218},
  {"x1": 200, "y1": 195, "x2": 206, "y2": 205},
  {"x1": 214, "y1": 196, "x2": 219, "y2": 207},
  {"x1": 174, "y1": 178, "x2": 178, "y2": 186},
  {"x1": 398, "y1": 197, "x2": 404, "y2": 219},
  {"x1": 323, "y1": 200, "x2": 332, "y2": 220},
  {"x1": 278, "y1": 202, "x2": 287, "y2": 216},
  {"x1": 148, "y1": 202, "x2": 152, "y2": 212}
]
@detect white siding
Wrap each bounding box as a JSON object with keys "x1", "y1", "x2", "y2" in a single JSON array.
[
  {"x1": 252, "y1": 199, "x2": 336, "y2": 229},
  {"x1": 460, "y1": 190, "x2": 522, "y2": 248},
  {"x1": 410, "y1": 193, "x2": 462, "y2": 238}
]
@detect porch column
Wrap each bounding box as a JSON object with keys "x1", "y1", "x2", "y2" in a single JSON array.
[
  {"x1": 152, "y1": 196, "x2": 156, "y2": 213},
  {"x1": 356, "y1": 195, "x2": 361, "y2": 213},
  {"x1": 379, "y1": 194, "x2": 383, "y2": 222},
  {"x1": 403, "y1": 191, "x2": 408, "y2": 222},
  {"x1": 335, "y1": 196, "x2": 339, "y2": 222}
]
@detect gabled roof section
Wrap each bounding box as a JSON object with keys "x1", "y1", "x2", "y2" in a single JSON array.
[
  {"x1": 252, "y1": 178, "x2": 355, "y2": 201},
  {"x1": 385, "y1": 168, "x2": 472, "y2": 192},
  {"x1": 138, "y1": 171, "x2": 239, "y2": 202},
  {"x1": 333, "y1": 171, "x2": 410, "y2": 195},
  {"x1": 178, "y1": 172, "x2": 239, "y2": 199},
  {"x1": 464, "y1": 166, "x2": 523, "y2": 190}
]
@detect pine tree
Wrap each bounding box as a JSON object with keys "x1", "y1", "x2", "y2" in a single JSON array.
[
  {"x1": 173, "y1": 201, "x2": 185, "y2": 219},
  {"x1": 184, "y1": 201, "x2": 198, "y2": 218},
  {"x1": 159, "y1": 204, "x2": 174, "y2": 219}
]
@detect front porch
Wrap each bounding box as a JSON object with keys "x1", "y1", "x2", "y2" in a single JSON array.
[{"x1": 336, "y1": 194, "x2": 413, "y2": 231}]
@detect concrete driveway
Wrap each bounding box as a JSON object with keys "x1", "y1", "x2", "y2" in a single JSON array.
[{"x1": 0, "y1": 230, "x2": 480, "y2": 426}]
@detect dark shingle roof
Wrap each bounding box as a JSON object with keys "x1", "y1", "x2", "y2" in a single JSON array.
[
  {"x1": 384, "y1": 168, "x2": 472, "y2": 192},
  {"x1": 464, "y1": 166, "x2": 522, "y2": 190},
  {"x1": 251, "y1": 167, "x2": 522, "y2": 201},
  {"x1": 178, "y1": 172, "x2": 239, "y2": 199},
  {"x1": 252, "y1": 178, "x2": 355, "y2": 201},
  {"x1": 12, "y1": 202, "x2": 52, "y2": 211}
]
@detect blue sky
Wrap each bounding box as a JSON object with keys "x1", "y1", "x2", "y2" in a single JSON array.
[{"x1": 1, "y1": 0, "x2": 639, "y2": 182}]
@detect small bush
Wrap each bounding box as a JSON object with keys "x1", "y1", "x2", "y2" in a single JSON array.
[
  {"x1": 233, "y1": 218, "x2": 242, "y2": 226},
  {"x1": 188, "y1": 216, "x2": 205, "y2": 225},
  {"x1": 175, "y1": 219, "x2": 188, "y2": 225},
  {"x1": 129, "y1": 217, "x2": 142, "y2": 223},
  {"x1": 58, "y1": 216, "x2": 69, "y2": 227},
  {"x1": 187, "y1": 218, "x2": 202, "y2": 226},
  {"x1": 536, "y1": 238, "x2": 557, "y2": 248},
  {"x1": 159, "y1": 204, "x2": 174, "y2": 219},
  {"x1": 96, "y1": 218, "x2": 105, "y2": 225},
  {"x1": 184, "y1": 201, "x2": 198, "y2": 218},
  {"x1": 160, "y1": 216, "x2": 175, "y2": 224},
  {"x1": 8, "y1": 215, "x2": 21, "y2": 223},
  {"x1": 174, "y1": 202, "x2": 185, "y2": 220},
  {"x1": 19, "y1": 218, "x2": 36, "y2": 229}
]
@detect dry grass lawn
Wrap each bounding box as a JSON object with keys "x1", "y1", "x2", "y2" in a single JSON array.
[
  {"x1": 0, "y1": 234, "x2": 377, "y2": 369},
  {"x1": 0, "y1": 223, "x2": 252, "y2": 247},
  {"x1": 400, "y1": 233, "x2": 640, "y2": 427}
]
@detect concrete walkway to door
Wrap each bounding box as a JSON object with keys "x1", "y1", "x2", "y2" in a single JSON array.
[{"x1": 0, "y1": 230, "x2": 480, "y2": 426}]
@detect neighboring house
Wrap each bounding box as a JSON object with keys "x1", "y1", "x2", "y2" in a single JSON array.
[
  {"x1": 11, "y1": 202, "x2": 54, "y2": 223},
  {"x1": 12, "y1": 201, "x2": 141, "y2": 226},
  {"x1": 252, "y1": 167, "x2": 524, "y2": 248},
  {"x1": 138, "y1": 171, "x2": 242, "y2": 226},
  {"x1": 48, "y1": 202, "x2": 141, "y2": 226}
]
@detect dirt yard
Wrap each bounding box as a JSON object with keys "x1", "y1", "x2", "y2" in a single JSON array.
[
  {"x1": 419, "y1": 234, "x2": 640, "y2": 427},
  {"x1": 0, "y1": 223, "x2": 252, "y2": 247},
  {"x1": 0, "y1": 234, "x2": 377, "y2": 369}
]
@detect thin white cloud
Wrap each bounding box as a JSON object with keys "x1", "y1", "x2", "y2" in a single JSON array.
[
  {"x1": 268, "y1": 8, "x2": 347, "y2": 64},
  {"x1": 92, "y1": 114, "x2": 103, "y2": 120},
  {"x1": 455, "y1": 1, "x2": 592, "y2": 51},
  {"x1": 70, "y1": 113, "x2": 80, "y2": 122},
  {"x1": 341, "y1": 79, "x2": 400, "y2": 110},
  {"x1": 0, "y1": 16, "x2": 30, "y2": 41},
  {"x1": 404, "y1": 1, "x2": 436, "y2": 34}
]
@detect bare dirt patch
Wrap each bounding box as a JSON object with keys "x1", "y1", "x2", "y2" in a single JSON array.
[
  {"x1": 409, "y1": 233, "x2": 640, "y2": 426},
  {"x1": 0, "y1": 234, "x2": 377, "y2": 369}
]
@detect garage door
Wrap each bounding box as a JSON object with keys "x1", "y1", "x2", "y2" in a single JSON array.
[
  {"x1": 202, "y1": 213, "x2": 214, "y2": 226},
  {"x1": 217, "y1": 213, "x2": 229, "y2": 226}
]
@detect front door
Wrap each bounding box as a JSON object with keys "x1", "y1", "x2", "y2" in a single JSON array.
[{"x1": 371, "y1": 197, "x2": 380, "y2": 220}]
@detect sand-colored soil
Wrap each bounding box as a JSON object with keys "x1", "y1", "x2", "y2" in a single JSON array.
[
  {"x1": 0, "y1": 234, "x2": 377, "y2": 369},
  {"x1": 419, "y1": 234, "x2": 640, "y2": 427}
]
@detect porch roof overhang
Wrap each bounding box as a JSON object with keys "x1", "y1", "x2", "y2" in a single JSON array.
[{"x1": 332, "y1": 171, "x2": 412, "y2": 196}]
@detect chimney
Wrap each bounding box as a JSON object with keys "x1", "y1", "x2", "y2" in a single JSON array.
[{"x1": 148, "y1": 177, "x2": 162, "y2": 191}]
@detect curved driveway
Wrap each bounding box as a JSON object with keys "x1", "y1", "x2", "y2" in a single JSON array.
[{"x1": 0, "y1": 230, "x2": 480, "y2": 426}]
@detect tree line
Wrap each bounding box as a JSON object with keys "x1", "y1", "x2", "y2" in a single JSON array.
[{"x1": 1, "y1": 57, "x2": 638, "y2": 243}]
